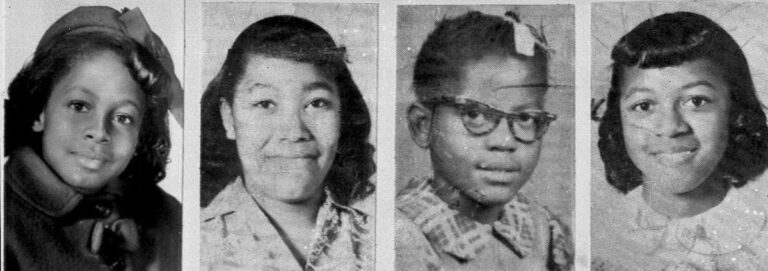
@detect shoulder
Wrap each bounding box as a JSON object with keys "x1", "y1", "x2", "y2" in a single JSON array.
[
  {"x1": 395, "y1": 210, "x2": 442, "y2": 271},
  {"x1": 202, "y1": 179, "x2": 248, "y2": 222},
  {"x1": 201, "y1": 180, "x2": 247, "y2": 237},
  {"x1": 514, "y1": 194, "x2": 573, "y2": 271}
]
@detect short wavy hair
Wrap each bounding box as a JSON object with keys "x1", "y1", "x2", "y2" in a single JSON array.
[
  {"x1": 5, "y1": 31, "x2": 172, "y2": 186},
  {"x1": 200, "y1": 15, "x2": 375, "y2": 207},
  {"x1": 412, "y1": 11, "x2": 548, "y2": 101},
  {"x1": 598, "y1": 12, "x2": 768, "y2": 193}
]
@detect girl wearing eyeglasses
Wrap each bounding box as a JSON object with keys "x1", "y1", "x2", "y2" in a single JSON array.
[{"x1": 396, "y1": 10, "x2": 572, "y2": 270}]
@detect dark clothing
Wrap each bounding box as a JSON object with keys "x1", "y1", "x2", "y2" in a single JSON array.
[{"x1": 4, "y1": 147, "x2": 181, "y2": 271}]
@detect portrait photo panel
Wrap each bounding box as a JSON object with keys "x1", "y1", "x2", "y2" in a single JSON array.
[
  {"x1": 198, "y1": 2, "x2": 378, "y2": 270},
  {"x1": 591, "y1": 2, "x2": 768, "y2": 270},
  {"x1": 395, "y1": 4, "x2": 574, "y2": 270}
]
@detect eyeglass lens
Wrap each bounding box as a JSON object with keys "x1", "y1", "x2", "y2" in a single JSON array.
[{"x1": 458, "y1": 104, "x2": 552, "y2": 142}]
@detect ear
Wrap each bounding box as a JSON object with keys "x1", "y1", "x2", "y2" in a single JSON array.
[
  {"x1": 219, "y1": 99, "x2": 236, "y2": 140},
  {"x1": 32, "y1": 111, "x2": 45, "y2": 132},
  {"x1": 407, "y1": 102, "x2": 433, "y2": 149}
]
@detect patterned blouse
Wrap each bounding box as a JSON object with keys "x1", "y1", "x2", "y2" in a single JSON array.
[
  {"x1": 395, "y1": 176, "x2": 573, "y2": 271},
  {"x1": 592, "y1": 182, "x2": 768, "y2": 271},
  {"x1": 201, "y1": 178, "x2": 372, "y2": 271}
]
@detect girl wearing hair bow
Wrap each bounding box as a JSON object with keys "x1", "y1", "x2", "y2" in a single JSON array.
[{"x1": 4, "y1": 6, "x2": 182, "y2": 270}]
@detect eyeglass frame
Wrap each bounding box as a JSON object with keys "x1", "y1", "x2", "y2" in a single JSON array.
[{"x1": 421, "y1": 96, "x2": 557, "y2": 144}]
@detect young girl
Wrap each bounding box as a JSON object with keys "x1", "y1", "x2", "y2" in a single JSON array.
[
  {"x1": 396, "y1": 10, "x2": 572, "y2": 270},
  {"x1": 4, "y1": 7, "x2": 181, "y2": 270},
  {"x1": 199, "y1": 15, "x2": 375, "y2": 270},
  {"x1": 595, "y1": 12, "x2": 768, "y2": 270}
]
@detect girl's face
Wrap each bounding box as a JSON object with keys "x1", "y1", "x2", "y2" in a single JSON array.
[
  {"x1": 33, "y1": 51, "x2": 145, "y2": 194},
  {"x1": 620, "y1": 59, "x2": 730, "y2": 194},
  {"x1": 221, "y1": 55, "x2": 341, "y2": 204},
  {"x1": 429, "y1": 55, "x2": 546, "y2": 206}
]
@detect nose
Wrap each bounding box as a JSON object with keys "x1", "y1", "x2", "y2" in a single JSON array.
[
  {"x1": 485, "y1": 117, "x2": 519, "y2": 151},
  {"x1": 652, "y1": 105, "x2": 691, "y2": 138},
  {"x1": 84, "y1": 114, "x2": 111, "y2": 143},
  {"x1": 278, "y1": 109, "x2": 312, "y2": 142}
]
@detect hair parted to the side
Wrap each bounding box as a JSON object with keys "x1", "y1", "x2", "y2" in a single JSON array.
[
  {"x1": 200, "y1": 15, "x2": 375, "y2": 207},
  {"x1": 598, "y1": 12, "x2": 768, "y2": 193},
  {"x1": 5, "y1": 31, "x2": 172, "y2": 186},
  {"x1": 412, "y1": 11, "x2": 549, "y2": 102}
]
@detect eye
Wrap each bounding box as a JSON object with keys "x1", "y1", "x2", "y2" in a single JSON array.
[
  {"x1": 630, "y1": 101, "x2": 653, "y2": 112},
  {"x1": 252, "y1": 100, "x2": 275, "y2": 109},
  {"x1": 465, "y1": 108, "x2": 484, "y2": 120},
  {"x1": 682, "y1": 96, "x2": 711, "y2": 108},
  {"x1": 68, "y1": 100, "x2": 90, "y2": 113},
  {"x1": 461, "y1": 107, "x2": 491, "y2": 129},
  {"x1": 114, "y1": 114, "x2": 135, "y2": 125},
  {"x1": 307, "y1": 98, "x2": 333, "y2": 109}
]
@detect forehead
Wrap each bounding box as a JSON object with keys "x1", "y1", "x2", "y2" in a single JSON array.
[
  {"x1": 619, "y1": 59, "x2": 727, "y2": 97},
  {"x1": 52, "y1": 51, "x2": 144, "y2": 107},
  {"x1": 457, "y1": 55, "x2": 547, "y2": 108},
  {"x1": 235, "y1": 55, "x2": 335, "y2": 95}
]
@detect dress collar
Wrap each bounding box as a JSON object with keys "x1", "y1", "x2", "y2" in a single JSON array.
[
  {"x1": 626, "y1": 186, "x2": 768, "y2": 256},
  {"x1": 5, "y1": 147, "x2": 83, "y2": 217},
  {"x1": 396, "y1": 176, "x2": 535, "y2": 260},
  {"x1": 202, "y1": 177, "x2": 370, "y2": 270}
]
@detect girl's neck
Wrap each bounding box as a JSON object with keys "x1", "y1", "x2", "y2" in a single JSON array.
[
  {"x1": 243, "y1": 179, "x2": 324, "y2": 267},
  {"x1": 641, "y1": 175, "x2": 729, "y2": 219},
  {"x1": 432, "y1": 176, "x2": 504, "y2": 225},
  {"x1": 244, "y1": 182, "x2": 324, "y2": 229}
]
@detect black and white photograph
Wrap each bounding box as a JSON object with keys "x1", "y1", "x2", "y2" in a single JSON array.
[
  {"x1": 7, "y1": 0, "x2": 768, "y2": 270},
  {"x1": 197, "y1": 2, "x2": 378, "y2": 270},
  {"x1": 591, "y1": 2, "x2": 768, "y2": 270},
  {"x1": 394, "y1": 5, "x2": 574, "y2": 270},
  {"x1": 3, "y1": 0, "x2": 184, "y2": 270}
]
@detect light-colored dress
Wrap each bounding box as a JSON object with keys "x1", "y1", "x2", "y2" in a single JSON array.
[
  {"x1": 201, "y1": 178, "x2": 372, "y2": 271},
  {"x1": 395, "y1": 176, "x2": 573, "y2": 271},
  {"x1": 592, "y1": 182, "x2": 768, "y2": 271}
]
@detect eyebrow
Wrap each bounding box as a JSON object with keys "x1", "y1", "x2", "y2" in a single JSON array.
[
  {"x1": 303, "y1": 81, "x2": 336, "y2": 94},
  {"x1": 74, "y1": 87, "x2": 142, "y2": 109},
  {"x1": 622, "y1": 80, "x2": 717, "y2": 101},
  {"x1": 244, "y1": 81, "x2": 336, "y2": 94}
]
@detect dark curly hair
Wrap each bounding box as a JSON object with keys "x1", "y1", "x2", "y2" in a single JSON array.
[
  {"x1": 201, "y1": 15, "x2": 375, "y2": 207},
  {"x1": 598, "y1": 12, "x2": 768, "y2": 193},
  {"x1": 5, "y1": 31, "x2": 171, "y2": 186},
  {"x1": 412, "y1": 11, "x2": 548, "y2": 101}
]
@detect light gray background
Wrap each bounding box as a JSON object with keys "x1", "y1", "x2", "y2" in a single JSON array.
[
  {"x1": 201, "y1": 2, "x2": 378, "y2": 212},
  {"x1": 591, "y1": 0, "x2": 768, "y2": 257},
  {"x1": 396, "y1": 5, "x2": 575, "y2": 226}
]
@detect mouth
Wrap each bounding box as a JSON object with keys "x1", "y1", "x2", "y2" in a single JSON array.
[
  {"x1": 649, "y1": 147, "x2": 698, "y2": 166},
  {"x1": 475, "y1": 162, "x2": 520, "y2": 183},
  {"x1": 72, "y1": 152, "x2": 110, "y2": 170}
]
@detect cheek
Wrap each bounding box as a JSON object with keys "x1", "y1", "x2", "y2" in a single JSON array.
[
  {"x1": 231, "y1": 112, "x2": 270, "y2": 149},
  {"x1": 310, "y1": 113, "x2": 341, "y2": 150},
  {"x1": 430, "y1": 117, "x2": 478, "y2": 173},
  {"x1": 519, "y1": 142, "x2": 542, "y2": 172},
  {"x1": 113, "y1": 128, "x2": 141, "y2": 158},
  {"x1": 689, "y1": 112, "x2": 730, "y2": 153}
]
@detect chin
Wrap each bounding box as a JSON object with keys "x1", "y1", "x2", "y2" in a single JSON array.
[
  {"x1": 469, "y1": 189, "x2": 516, "y2": 207},
  {"x1": 646, "y1": 173, "x2": 708, "y2": 194}
]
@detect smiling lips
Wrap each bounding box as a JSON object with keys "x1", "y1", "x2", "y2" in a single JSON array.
[
  {"x1": 648, "y1": 145, "x2": 699, "y2": 166},
  {"x1": 72, "y1": 152, "x2": 110, "y2": 170}
]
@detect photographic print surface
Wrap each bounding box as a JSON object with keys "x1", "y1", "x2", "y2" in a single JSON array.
[
  {"x1": 395, "y1": 5, "x2": 574, "y2": 270},
  {"x1": 3, "y1": 0, "x2": 184, "y2": 270},
  {"x1": 591, "y1": 2, "x2": 768, "y2": 270},
  {"x1": 198, "y1": 2, "x2": 377, "y2": 270}
]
